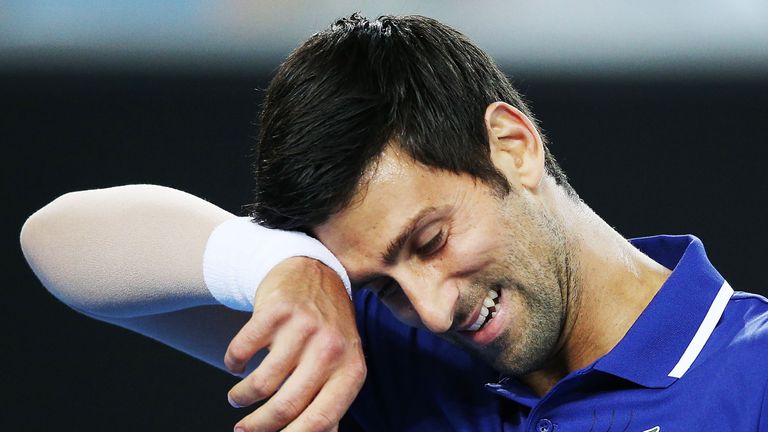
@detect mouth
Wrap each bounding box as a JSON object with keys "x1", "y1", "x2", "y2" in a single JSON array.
[
  {"x1": 465, "y1": 288, "x2": 499, "y2": 331},
  {"x1": 458, "y1": 286, "x2": 507, "y2": 345}
]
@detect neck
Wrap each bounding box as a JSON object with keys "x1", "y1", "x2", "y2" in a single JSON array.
[{"x1": 520, "y1": 181, "x2": 671, "y2": 396}]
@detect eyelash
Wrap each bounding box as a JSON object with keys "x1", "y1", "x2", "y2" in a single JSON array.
[{"x1": 414, "y1": 229, "x2": 447, "y2": 257}]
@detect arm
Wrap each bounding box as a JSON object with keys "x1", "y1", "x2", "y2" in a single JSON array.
[
  {"x1": 20, "y1": 184, "x2": 258, "y2": 370},
  {"x1": 20, "y1": 184, "x2": 366, "y2": 432}
]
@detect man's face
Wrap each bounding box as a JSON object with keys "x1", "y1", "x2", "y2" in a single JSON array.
[{"x1": 315, "y1": 147, "x2": 569, "y2": 376}]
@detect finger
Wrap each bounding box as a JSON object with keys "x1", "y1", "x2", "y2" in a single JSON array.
[
  {"x1": 225, "y1": 307, "x2": 288, "y2": 373},
  {"x1": 282, "y1": 368, "x2": 365, "y2": 432},
  {"x1": 228, "y1": 321, "x2": 314, "y2": 407},
  {"x1": 234, "y1": 336, "x2": 341, "y2": 432}
]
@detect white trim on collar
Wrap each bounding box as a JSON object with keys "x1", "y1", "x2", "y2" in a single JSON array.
[{"x1": 668, "y1": 281, "x2": 734, "y2": 379}]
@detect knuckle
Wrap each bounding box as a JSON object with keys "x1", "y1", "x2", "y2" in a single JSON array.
[
  {"x1": 294, "y1": 315, "x2": 319, "y2": 338},
  {"x1": 305, "y1": 411, "x2": 336, "y2": 431},
  {"x1": 271, "y1": 398, "x2": 301, "y2": 423},
  {"x1": 345, "y1": 358, "x2": 368, "y2": 383},
  {"x1": 256, "y1": 299, "x2": 293, "y2": 321},
  {"x1": 247, "y1": 372, "x2": 271, "y2": 399},
  {"x1": 316, "y1": 332, "x2": 345, "y2": 361},
  {"x1": 226, "y1": 343, "x2": 249, "y2": 366},
  {"x1": 241, "y1": 329, "x2": 262, "y2": 346},
  {"x1": 282, "y1": 304, "x2": 322, "y2": 332},
  {"x1": 271, "y1": 300, "x2": 295, "y2": 318}
]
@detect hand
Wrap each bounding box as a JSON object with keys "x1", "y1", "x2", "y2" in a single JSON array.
[{"x1": 224, "y1": 257, "x2": 366, "y2": 432}]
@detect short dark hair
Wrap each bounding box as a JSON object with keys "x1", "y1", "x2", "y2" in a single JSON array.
[{"x1": 250, "y1": 13, "x2": 571, "y2": 231}]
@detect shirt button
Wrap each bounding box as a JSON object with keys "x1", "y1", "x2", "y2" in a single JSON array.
[{"x1": 536, "y1": 418, "x2": 553, "y2": 432}]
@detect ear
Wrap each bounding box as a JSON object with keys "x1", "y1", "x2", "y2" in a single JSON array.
[{"x1": 484, "y1": 102, "x2": 545, "y2": 190}]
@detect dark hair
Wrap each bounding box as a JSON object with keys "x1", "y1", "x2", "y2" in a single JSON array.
[{"x1": 250, "y1": 13, "x2": 571, "y2": 231}]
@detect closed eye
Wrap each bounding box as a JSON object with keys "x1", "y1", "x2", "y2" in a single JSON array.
[{"x1": 414, "y1": 229, "x2": 447, "y2": 257}]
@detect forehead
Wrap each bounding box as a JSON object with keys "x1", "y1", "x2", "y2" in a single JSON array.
[{"x1": 314, "y1": 147, "x2": 473, "y2": 274}]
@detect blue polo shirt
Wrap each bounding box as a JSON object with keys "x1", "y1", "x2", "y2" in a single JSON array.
[{"x1": 345, "y1": 235, "x2": 768, "y2": 431}]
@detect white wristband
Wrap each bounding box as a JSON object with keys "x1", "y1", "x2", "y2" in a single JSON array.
[{"x1": 202, "y1": 217, "x2": 351, "y2": 311}]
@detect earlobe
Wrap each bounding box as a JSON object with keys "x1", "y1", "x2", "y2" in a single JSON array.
[{"x1": 484, "y1": 102, "x2": 545, "y2": 190}]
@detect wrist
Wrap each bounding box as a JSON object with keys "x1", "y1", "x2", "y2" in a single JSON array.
[{"x1": 202, "y1": 217, "x2": 351, "y2": 311}]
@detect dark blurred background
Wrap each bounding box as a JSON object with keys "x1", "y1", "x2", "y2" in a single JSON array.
[{"x1": 3, "y1": 2, "x2": 767, "y2": 430}]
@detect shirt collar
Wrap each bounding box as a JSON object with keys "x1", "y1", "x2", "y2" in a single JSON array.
[
  {"x1": 591, "y1": 234, "x2": 728, "y2": 388},
  {"x1": 485, "y1": 235, "x2": 730, "y2": 404}
]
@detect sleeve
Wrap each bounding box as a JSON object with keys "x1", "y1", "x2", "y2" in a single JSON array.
[
  {"x1": 20, "y1": 184, "x2": 230, "y2": 318},
  {"x1": 20, "y1": 184, "x2": 256, "y2": 371}
]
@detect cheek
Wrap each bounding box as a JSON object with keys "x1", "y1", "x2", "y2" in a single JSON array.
[
  {"x1": 443, "y1": 226, "x2": 504, "y2": 279},
  {"x1": 451, "y1": 199, "x2": 509, "y2": 260}
]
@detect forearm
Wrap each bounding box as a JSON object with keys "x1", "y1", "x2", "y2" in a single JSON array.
[
  {"x1": 20, "y1": 184, "x2": 233, "y2": 318},
  {"x1": 20, "y1": 184, "x2": 367, "y2": 429},
  {"x1": 19, "y1": 183, "x2": 357, "y2": 380}
]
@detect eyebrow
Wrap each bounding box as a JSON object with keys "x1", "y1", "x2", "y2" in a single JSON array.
[{"x1": 381, "y1": 206, "x2": 438, "y2": 265}]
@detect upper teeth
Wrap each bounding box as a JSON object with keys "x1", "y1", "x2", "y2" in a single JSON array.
[{"x1": 467, "y1": 288, "x2": 499, "y2": 331}]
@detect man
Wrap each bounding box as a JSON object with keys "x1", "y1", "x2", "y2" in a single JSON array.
[{"x1": 21, "y1": 13, "x2": 768, "y2": 432}]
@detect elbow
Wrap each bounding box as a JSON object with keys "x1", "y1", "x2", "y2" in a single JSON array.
[{"x1": 20, "y1": 191, "x2": 104, "y2": 315}]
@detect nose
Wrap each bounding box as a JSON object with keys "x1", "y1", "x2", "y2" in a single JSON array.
[{"x1": 393, "y1": 269, "x2": 458, "y2": 334}]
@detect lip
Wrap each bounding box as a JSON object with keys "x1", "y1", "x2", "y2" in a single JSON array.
[
  {"x1": 458, "y1": 289, "x2": 506, "y2": 346},
  {"x1": 458, "y1": 297, "x2": 485, "y2": 332}
]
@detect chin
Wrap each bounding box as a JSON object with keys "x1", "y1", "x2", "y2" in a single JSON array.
[
  {"x1": 489, "y1": 352, "x2": 547, "y2": 377},
  {"x1": 482, "y1": 329, "x2": 559, "y2": 377}
]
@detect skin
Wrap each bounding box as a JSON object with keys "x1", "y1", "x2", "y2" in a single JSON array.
[
  {"x1": 22, "y1": 105, "x2": 669, "y2": 430},
  {"x1": 225, "y1": 257, "x2": 366, "y2": 432},
  {"x1": 20, "y1": 185, "x2": 365, "y2": 432},
  {"x1": 315, "y1": 102, "x2": 672, "y2": 396}
]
